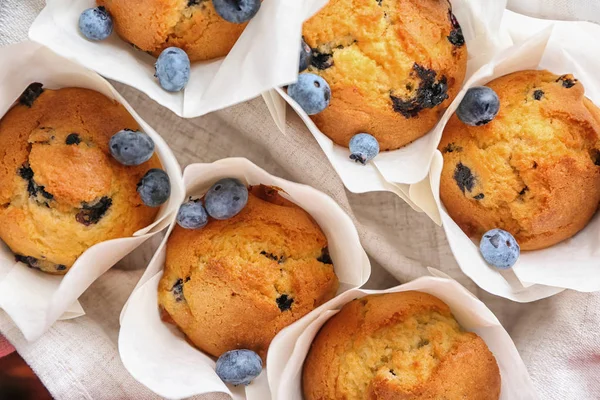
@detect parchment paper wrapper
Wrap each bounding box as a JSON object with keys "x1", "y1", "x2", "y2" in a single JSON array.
[
  {"x1": 268, "y1": 275, "x2": 538, "y2": 400},
  {"x1": 119, "y1": 158, "x2": 371, "y2": 400},
  {"x1": 408, "y1": 12, "x2": 600, "y2": 302},
  {"x1": 265, "y1": 0, "x2": 512, "y2": 200},
  {"x1": 0, "y1": 41, "x2": 185, "y2": 340},
  {"x1": 28, "y1": 0, "x2": 326, "y2": 118}
]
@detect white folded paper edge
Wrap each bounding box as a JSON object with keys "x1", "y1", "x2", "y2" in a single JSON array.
[
  {"x1": 28, "y1": 0, "x2": 327, "y2": 118},
  {"x1": 268, "y1": 275, "x2": 538, "y2": 400},
  {"x1": 0, "y1": 41, "x2": 185, "y2": 341},
  {"x1": 265, "y1": 0, "x2": 513, "y2": 194},
  {"x1": 119, "y1": 158, "x2": 371, "y2": 400},
  {"x1": 407, "y1": 11, "x2": 600, "y2": 301}
]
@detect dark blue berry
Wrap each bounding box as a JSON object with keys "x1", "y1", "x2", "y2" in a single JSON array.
[
  {"x1": 211, "y1": 0, "x2": 261, "y2": 24},
  {"x1": 288, "y1": 73, "x2": 331, "y2": 115},
  {"x1": 299, "y1": 39, "x2": 312, "y2": 72},
  {"x1": 216, "y1": 350, "x2": 262, "y2": 386},
  {"x1": 453, "y1": 162, "x2": 475, "y2": 193},
  {"x1": 390, "y1": 64, "x2": 448, "y2": 118},
  {"x1": 79, "y1": 6, "x2": 113, "y2": 41},
  {"x1": 109, "y1": 129, "x2": 155, "y2": 166},
  {"x1": 176, "y1": 199, "x2": 208, "y2": 229},
  {"x1": 204, "y1": 178, "x2": 248, "y2": 220},
  {"x1": 456, "y1": 86, "x2": 500, "y2": 126},
  {"x1": 66, "y1": 133, "x2": 81, "y2": 145},
  {"x1": 349, "y1": 133, "x2": 379, "y2": 165},
  {"x1": 480, "y1": 229, "x2": 520, "y2": 270},
  {"x1": 155, "y1": 48, "x2": 190, "y2": 92},
  {"x1": 276, "y1": 294, "x2": 293, "y2": 311},
  {"x1": 76, "y1": 196, "x2": 113, "y2": 226},
  {"x1": 137, "y1": 169, "x2": 171, "y2": 207},
  {"x1": 19, "y1": 83, "x2": 44, "y2": 107},
  {"x1": 317, "y1": 247, "x2": 332, "y2": 265}
]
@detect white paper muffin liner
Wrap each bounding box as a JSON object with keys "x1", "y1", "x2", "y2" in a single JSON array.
[
  {"x1": 265, "y1": 0, "x2": 512, "y2": 199},
  {"x1": 268, "y1": 275, "x2": 537, "y2": 400},
  {"x1": 409, "y1": 11, "x2": 600, "y2": 302},
  {"x1": 28, "y1": 0, "x2": 327, "y2": 118},
  {"x1": 0, "y1": 41, "x2": 185, "y2": 340},
  {"x1": 119, "y1": 158, "x2": 371, "y2": 400}
]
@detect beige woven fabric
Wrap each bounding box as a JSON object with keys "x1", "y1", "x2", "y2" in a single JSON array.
[{"x1": 1, "y1": 1, "x2": 600, "y2": 399}]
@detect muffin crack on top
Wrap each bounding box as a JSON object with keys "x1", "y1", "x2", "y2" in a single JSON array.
[
  {"x1": 302, "y1": 0, "x2": 467, "y2": 150},
  {"x1": 440, "y1": 70, "x2": 600, "y2": 250},
  {"x1": 303, "y1": 291, "x2": 501, "y2": 400}
]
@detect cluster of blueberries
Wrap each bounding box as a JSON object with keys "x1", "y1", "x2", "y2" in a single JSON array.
[
  {"x1": 109, "y1": 130, "x2": 171, "y2": 208},
  {"x1": 79, "y1": 0, "x2": 261, "y2": 92},
  {"x1": 176, "y1": 177, "x2": 248, "y2": 230}
]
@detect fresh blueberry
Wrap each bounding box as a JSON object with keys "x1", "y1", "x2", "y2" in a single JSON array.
[
  {"x1": 109, "y1": 129, "x2": 155, "y2": 166},
  {"x1": 212, "y1": 0, "x2": 261, "y2": 24},
  {"x1": 155, "y1": 47, "x2": 191, "y2": 92},
  {"x1": 79, "y1": 6, "x2": 113, "y2": 41},
  {"x1": 456, "y1": 86, "x2": 500, "y2": 126},
  {"x1": 299, "y1": 39, "x2": 312, "y2": 72},
  {"x1": 349, "y1": 133, "x2": 380, "y2": 165},
  {"x1": 176, "y1": 199, "x2": 208, "y2": 229},
  {"x1": 137, "y1": 169, "x2": 171, "y2": 207},
  {"x1": 216, "y1": 349, "x2": 262, "y2": 386},
  {"x1": 288, "y1": 73, "x2": 331, "y2": 115},
  {"x1": 479, "y1": 229, "x2": 520, "y2": 270},
  {"x1": 204, "y1": 178, "x2": 248, "y2": 220}
]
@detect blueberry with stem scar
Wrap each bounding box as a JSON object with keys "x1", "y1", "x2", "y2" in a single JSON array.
[
  {"x1": 137, "y1": 169, "x2": 171, "y2": 207},
  {"x1": 456, "y1": 86, "x2": 500, "y2": 126},
  {"x1": 480, "y1": 229, "x2": 520, "y2": 269},
  {"x1": 176, "y1": 199, "x2": 208, "y2": 229},
  {"x1": 216, "y1": 350, "x2": 262, "y2": 386},
  {"x1": 204, "y1": 178, "x2": 248, "y2": 220},
  {"x1": 349, "y1": 133, "x2": 380, "y2": 165},
  {"x1": 79, "y1": 6, "x2": 113, "y2": 41},
  {"x1": 288, "y1": 73, "x2": 331, "y2": 115},
  {"x1": 109, "y1": 129, "x2": 155, "y2": 166},
  {"x1": 155, "y1": 47, "x2": 190, "y2": 92}
]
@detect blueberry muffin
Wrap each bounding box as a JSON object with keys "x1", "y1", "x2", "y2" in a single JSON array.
[
  {"x1": 439, "y1": 70, "x2": 600, "y2": 250},
  {"x1": 0, "y1": 84, "x2": 162, "y2": 274},
  {"x1": 303, "y1": 291, "x2": 501, "y2": 400},
  {"x1": 158, "y1": 185, "x2": 339, "y2": 361},
  {"x1": 302, "y1": 0, "x2": 467, "y2": 151},
  {"x1": 97, "y1": 0, "x2": 247, "y2": 62}
]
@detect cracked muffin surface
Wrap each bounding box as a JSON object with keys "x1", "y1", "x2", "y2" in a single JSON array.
[
  {"x1": 158, "y1": 185, "x2": 339, "y2": 362},
  {"x1": 97, "y1": 0, "x2": 247, "y2": 62},
  {"x1": 302, "y1": 0, "x2": 467, "y2": 151},
  {"x1": 303, "y1": 291, "x2": 500, "y2": 400},
  {"x1": 0, "y1": 84, "x2": 162, "y2": 274},
  {"x1": 439, "y1": 70, "x2": 600, "y2": 250}
]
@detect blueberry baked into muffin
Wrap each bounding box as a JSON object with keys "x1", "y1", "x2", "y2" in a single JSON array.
[
  {"x1": 303, "y1": 291, "x2": 501, "y2": 400},
  {"x1": 439, "y1": 70, "x2": 600, "y2": 251},
  {"x1": 158, "y1": 184, "x2": 339, "y2": 361},
  {"x1": 300, "y1": 0, "x2": 468, "y2": 151},
  {"x1": 0, "y1": 84, "x2": 165, "y2": 274},
  {"x1": 97, "y1": 0, "x2": 256, "y2": 62}
]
